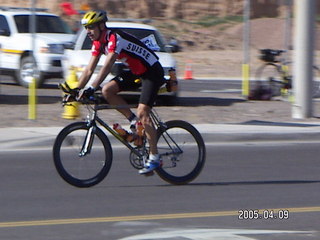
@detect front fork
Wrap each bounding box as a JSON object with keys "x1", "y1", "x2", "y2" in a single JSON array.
[
  {"x1": 79, "y1": 125, "x2": 96, "y2": 157},
  {"x1": 79, "y1": 110, "x2": 97, "y2": 157}
]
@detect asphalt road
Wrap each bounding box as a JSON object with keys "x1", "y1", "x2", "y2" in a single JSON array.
[{"x1": 0, "y1": 140, "x2": 319, "y2": 240}]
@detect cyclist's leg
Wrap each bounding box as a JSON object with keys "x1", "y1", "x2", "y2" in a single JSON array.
[
  {"x1": 137, "y1": 63, "x2": 165, "y2": 174},
  {"x1": 137, "y1": 102, "x2": 160, "y2": 174},
  {"x1": 102, "y1": 71, "x2": 140, "y2": 120},
  {"x1": 137, "y1": 103, "x2": 157, "y2": 154},
  {"x1": 138, "y1": 63, "x2": 165, "y2": 162}
]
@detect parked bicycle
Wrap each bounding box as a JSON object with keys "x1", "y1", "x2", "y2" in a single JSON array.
[
  {"x1": 53, "y1": 83, "x2": 206, "y2": 188},
  {"x1": 254, "y1": 49, "x2": 320, "y2": 98}
]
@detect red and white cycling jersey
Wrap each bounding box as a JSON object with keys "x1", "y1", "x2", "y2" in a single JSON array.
[{"x1": 91, "y1": 29, "x2": 159, "y2": 76}]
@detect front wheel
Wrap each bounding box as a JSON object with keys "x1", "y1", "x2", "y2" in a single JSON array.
[
  {"x1": 53, "y1": 122, "x2": 113, "y2": 188},
  {"x1": 155, "y1": 120, "x2": 206, "y2": 185}
]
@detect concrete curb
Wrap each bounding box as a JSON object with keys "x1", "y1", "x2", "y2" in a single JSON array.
[{"x1": 1, "y1": 122, "x2": 320, "y2": 150}]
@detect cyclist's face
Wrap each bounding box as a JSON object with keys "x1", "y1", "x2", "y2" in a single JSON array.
[{"x1": 85, "y1": 24, "x2": 101, "y2": 41}]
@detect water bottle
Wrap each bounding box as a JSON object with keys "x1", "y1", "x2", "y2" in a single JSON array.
[
  {"x1": 113, "y1": 123, "x2": 127, "y2": 139},
  {"x1": 134, "y1": 121, "x2": 144, "y2": 146},
  {"x1": 113, "y1": 123, "x2": 135, "y2": 142}
]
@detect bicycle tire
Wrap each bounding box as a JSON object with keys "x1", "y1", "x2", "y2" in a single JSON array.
[
  {"x1": 285, "y1": 62, "x2": 320, "y2": 98},
  {"x1": 275, "y1": 62, "x2": 320, "y2": 98},
  {"x1": 53, "y1": 122, "x2": 113, "y2": 188},
  {"x1": 255, "y1": 63, "x2": 283, "y2": 97},
  {"x1": 155, "y1": 120, "x2": 206, "y2": 185},
  {"x1": 256, "y1": 62, "x2": 320, "y2": 98}
]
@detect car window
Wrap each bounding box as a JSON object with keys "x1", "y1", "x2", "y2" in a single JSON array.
[
  {"x1": 14, "y1": 15, "x2": 73, "y2": 34},
  {"x1": 0, "y1": 15, "x2": 10, "y2": 35},
  {"x1": 119, "y1": 28, "x2": 166, "y2": 52},
  {"x1": 81, "y1": 27, "x2": 167, "y2": 52},
  {"x1": 82, "y1": 33, "x2": 92, "y2": 50}
]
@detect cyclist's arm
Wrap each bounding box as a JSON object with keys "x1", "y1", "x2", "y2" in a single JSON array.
[
  {"x1": 90, "y1": 51, "x2": 118, "y2": 89},
  {"x1": 77, "y1": 54, "x2": 100, "y2": 89}
]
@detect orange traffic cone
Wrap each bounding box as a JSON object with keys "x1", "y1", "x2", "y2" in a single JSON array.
[{"x1": 183, "y1": 60, "x2": 193, "y2": 80}]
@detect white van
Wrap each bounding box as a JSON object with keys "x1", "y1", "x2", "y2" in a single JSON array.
[{"x1": 0, "y1": 7, "x2": 75, "y2": 87}]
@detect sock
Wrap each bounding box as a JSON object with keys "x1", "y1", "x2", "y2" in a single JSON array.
[
  {"x1": 149, "y1": 154, "x2": 159, "y2": 161},
  {"x1": 128, "y1": 114, "x2": 138, "y2": 133},
  {"x1": 128, "y1": 113, "x2": 137, "y2": 122}
]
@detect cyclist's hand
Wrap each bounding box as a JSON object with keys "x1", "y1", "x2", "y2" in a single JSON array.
[
  {"x1": 77, "y1": 87, "x2": 96, "y2": 101},
  {"x1": 61, "y1": 87, "x2": 79, "y2": 104},
  {"x1": 59, "y1": 82, "x2": 79, "y2": 96},
  {"x1": 62, "y1": 94, "x2": 73, "y2": 103}
]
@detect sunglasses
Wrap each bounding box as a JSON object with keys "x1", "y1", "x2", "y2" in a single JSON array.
[{"x1": 85, "y1": 24, "x2": 97, "y2": 30}]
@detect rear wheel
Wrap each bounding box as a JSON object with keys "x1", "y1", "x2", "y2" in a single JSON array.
[
  {"x1": 255, "y1": 62, "x2": 320, "y2": 98},
  {"x1": 155, "y1": 120, "x2": 206, "y2": 185}
]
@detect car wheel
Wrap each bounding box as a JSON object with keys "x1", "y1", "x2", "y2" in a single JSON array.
[{"x1": 15, "y1": 56, "x2": 45, "y2": 88}]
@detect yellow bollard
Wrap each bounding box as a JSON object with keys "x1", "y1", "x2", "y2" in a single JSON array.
[
  {"x1": 28, "y1": 76, "x2": 37, "y2": 120},
  {"x1": 62, "y1": 69, "x2": 80, "y2": 119},
  {"x1": 242, "y1": 63, "x2": 250, "y2": 97}
]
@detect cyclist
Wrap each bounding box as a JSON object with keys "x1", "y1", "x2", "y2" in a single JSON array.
[{"x1": 77, "y1": 10, "x2": 165, "y2": 174}]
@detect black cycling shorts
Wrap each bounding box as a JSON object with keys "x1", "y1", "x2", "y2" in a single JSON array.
[{"x1": 111, "y1": 62, "x2": 165, "y2": 107}]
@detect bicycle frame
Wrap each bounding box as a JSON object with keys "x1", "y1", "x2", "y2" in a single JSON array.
[
  {"x1": 257, "y1": 49, "x2": 292, "y2": 89},
  {"x1": 80, "y1": 103, "x2": 144, "y2": 158},
  {"x1": 55, "y1": 88, "x2": 205, "y2": 187},
  {"x1": 270, "y1": 62, "x2": 292, "y2": 89},
  {"x1": 79, "y1": 102, "x2": 183, "y2": 164},
  {"x1": 149, "y1": 110, "x2": 183, "y2": 158}
]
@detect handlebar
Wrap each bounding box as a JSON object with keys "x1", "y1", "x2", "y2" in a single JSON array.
[
  {"x1": 59, "y1": 81, "x2": 105, "y2": 106},
  {"x1": 260, "y1": 49, "x2": 286, "y2": 56},
  {"x1": 259, "y1": 49, "x2": 287, "y2": 63},
  {"x1": 61, "y1": 92, "x2": 106, "y2": 106}
]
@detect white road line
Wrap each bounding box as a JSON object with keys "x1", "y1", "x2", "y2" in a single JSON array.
[{"x1": 119, "y1": 228, "x2": 314, "y2": 240}]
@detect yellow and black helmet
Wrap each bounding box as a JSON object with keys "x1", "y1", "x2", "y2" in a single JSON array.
[{"x1": 81, "y1": 10, "x2": 108, "y2": 27}]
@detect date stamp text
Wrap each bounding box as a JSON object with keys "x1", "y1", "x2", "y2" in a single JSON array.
[{"x1": 238, "y1": 209, "x2": 289, "y2": 220}]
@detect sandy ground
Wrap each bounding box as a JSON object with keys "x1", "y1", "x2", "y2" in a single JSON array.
[
  {"x1": 158, "y1": 17, "x2": 320, "y2": 78},
  {"x1": 2, "y1": 18, "x2": 320, "y2": 128},
  {"x1": 173, "y1": 49, "x2": 320, "y2": 84}
]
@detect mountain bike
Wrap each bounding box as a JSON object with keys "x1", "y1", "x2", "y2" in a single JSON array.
[
  {"x1": 254, "y1": 49, "x2": 320, "y2": 98},
  {"x1": 52, "y1": 85, "x2": 206, "y2": 188}
]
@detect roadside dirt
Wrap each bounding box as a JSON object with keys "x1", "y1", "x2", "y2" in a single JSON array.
[
  {"x1": 2, "y1": 18, "x2": 320, "y2": 128},
  {"x1": 156, "y1": 18, "x2": 320, "y2": 78}
]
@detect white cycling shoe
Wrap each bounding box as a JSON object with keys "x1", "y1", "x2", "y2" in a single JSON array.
[{"x1": 139, "y1": 155, "x2": 161, "y2": 175}]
